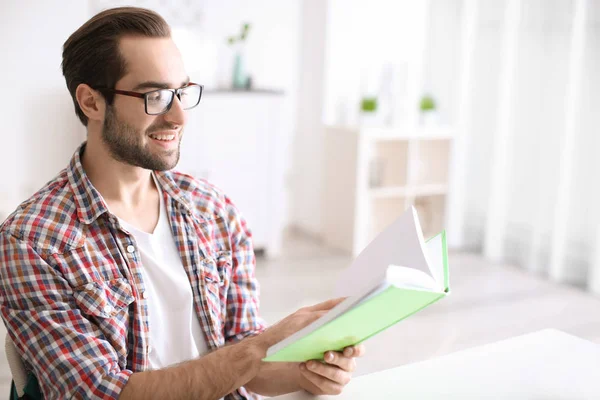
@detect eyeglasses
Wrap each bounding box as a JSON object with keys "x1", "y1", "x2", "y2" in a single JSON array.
[{"x1": 96, "y1": 83, "x2": 203, "y2": 115}]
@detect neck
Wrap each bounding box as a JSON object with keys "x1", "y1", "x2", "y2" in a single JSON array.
[{"x1": 81, "y1": 133, "x2": 157, "y2": 210}]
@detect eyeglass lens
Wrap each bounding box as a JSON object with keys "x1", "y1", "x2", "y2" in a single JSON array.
[{"x1": 146, "y1": 85, "x2": 202, "y2": 115}]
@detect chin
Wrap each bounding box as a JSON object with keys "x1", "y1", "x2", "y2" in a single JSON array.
[{"x1": 158, "y1": 156, "x2": 179, "y2": 171}]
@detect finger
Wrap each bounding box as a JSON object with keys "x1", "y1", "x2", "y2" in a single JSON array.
[
  {"x1": 303, "y1": 310, "x2": 329, "y2": 326},
  {"x1": 344, "y1": 343, "x2": 366, "y2": 358},
  {"x1": 323, "y1": 351, "x2": 356, "y2": 372},
  {"x1": 300, "y1": 363, "x2": 345, "y2": 395},
  {"x1": 305, "y1": 297, "x2": 347, "y2": 312},
  {"x1": 305, "y1": 360, "x2": 352, "y2": 385}
]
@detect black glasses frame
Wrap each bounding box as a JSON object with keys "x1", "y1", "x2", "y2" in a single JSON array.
[{"x1": 96, "y1": 83, "x2": 203, "y2": 115}]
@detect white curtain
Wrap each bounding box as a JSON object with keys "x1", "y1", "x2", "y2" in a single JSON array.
[{"x1": 449, "y1": 0, "x2": 600, "y2": 294}]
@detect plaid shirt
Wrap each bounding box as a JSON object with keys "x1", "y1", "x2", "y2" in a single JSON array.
[{"x1": 0, "y1": 143, "x2": 266, "y2": 399}]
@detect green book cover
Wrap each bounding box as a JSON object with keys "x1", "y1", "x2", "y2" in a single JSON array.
[{"x1": 264, "y1": 208, "x2": 449, "y2": 362}]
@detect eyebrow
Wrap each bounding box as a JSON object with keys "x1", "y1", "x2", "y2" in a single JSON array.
[{"x1": 132, "y1": 77, "x2": 190, "y2": 91}]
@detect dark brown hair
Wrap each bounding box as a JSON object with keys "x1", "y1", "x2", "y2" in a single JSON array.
[{"x1": 61, "y1": 7, "x2": 171, "y2": 126}]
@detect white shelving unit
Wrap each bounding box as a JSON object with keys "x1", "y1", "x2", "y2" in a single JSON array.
[
  {"x1": 318, "y1": 0, "x2": 464, "y2": 256},
  {"x1": 321, "y1": 124, "x2": 453, "y2": 256}
]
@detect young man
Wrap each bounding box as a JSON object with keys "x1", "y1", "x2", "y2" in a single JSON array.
[{"x1": 0, "y1": 7, "x2": 364, "y2": 400}]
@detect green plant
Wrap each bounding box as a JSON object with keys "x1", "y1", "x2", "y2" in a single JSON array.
[
  {"x1": 361, "y1": 97, "x2": 378, "y2": 112},
  {"x1": 227, "y1": 23, "x2": 251, "y2": 45},
  {"x1": 419, "y1": 95, "x2": 436, "y2": 112}
]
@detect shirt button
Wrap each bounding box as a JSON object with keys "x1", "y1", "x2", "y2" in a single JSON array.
[
  {"x1": 126, "y1": 245, "x2": 135, "y2": 253},
  {"x1": 103, "y1": 305, "x2": 112, "y2": 314},
  {"x1": 85, "y1": 283, "x2": 94, "y2": 291},
  {"x1": 141, "y1": 291, "x2": 148, "y2": 299}
]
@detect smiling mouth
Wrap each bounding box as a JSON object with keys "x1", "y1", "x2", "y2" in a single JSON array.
[{"x1": 149, "y1": 132, "x2": 176, "y2": 141}]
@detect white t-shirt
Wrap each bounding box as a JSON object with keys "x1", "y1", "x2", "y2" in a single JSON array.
[{"x1": 118, "y1": 181, "x2": 210, "y2": 369}]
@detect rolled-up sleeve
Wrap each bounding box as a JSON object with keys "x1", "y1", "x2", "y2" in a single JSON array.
[
  {"x1": 222, "y1": 195, "x2": 267, "y2": 344},
  {"x1": 0, "y1": 232, "x2": 131, "y2": 399}
]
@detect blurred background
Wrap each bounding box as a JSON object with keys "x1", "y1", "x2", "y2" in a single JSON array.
[{"x1": 2, "y1": 0, "x2": 600, "y2": 388}]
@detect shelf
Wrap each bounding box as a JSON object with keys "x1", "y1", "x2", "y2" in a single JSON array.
[
  {"x1": 414, "y1": 183, "x2": 448, "y2": 196},
  {"x1": 369, "y1": 141, "x2": 409, "y2": 188},
  {"x1": 370, "y1": 186, "x2": 410, "y2": 199},
  {"x1": 413, "y1": 125, "x2": 455, "y2": 140},
  {"x1": 412, "y1": 140, "x2": 451, "y2": 186},
  {"x1": 369, "y1": 196, "x2": 410, "y2": 245},
  {"x1": 322, "y1": 121, "x2": 452, "y2": 256},
  {"x1": 325, "y1": 124, "x2": 454, "y2": 141},
  {"x1": 370, "y1": 184, "x2": 448, "y2": 199},
  {"x1": 366, "y1": 125, "x2": 455, "y2": 141},
  {"x1": 204, "y1": 88, "x2": 285, "y2": 95}
]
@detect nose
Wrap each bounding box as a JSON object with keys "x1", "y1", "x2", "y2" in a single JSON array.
[{"x1": 163, "y1": 93, "x2": 188, "y2": 127}]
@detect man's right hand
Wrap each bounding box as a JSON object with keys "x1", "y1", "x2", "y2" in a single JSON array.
[
  {"x1": 122, "y1": 297, "x2": 347, "y2": 400},
  {"x1": 245, "y1": 297, "x2": 368, "y2": 397}
]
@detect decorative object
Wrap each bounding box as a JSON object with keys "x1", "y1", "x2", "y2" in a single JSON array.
[
  {"x1": 360, "y1": 95, "x2": 381, "y2": 126},
  {"x1": 227, "y1": 23, "x2": 251, "y2": 89},
  {"x1": 359, "y1": 66, "x2": 383, "y2": 126},
  {"x1": 419, "y1": 94, "x2": 439, "y2": 126},
  {"x1": 361, "y1": 97, "x2": 378, "y2": 112}
]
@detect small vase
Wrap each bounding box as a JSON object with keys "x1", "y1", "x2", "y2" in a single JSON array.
[
  {"x1": 420, "y1": 110, "x2": 440, "y2": 127},
  {"x1": 232, "y1": 46, "x2": 247, "y2": 89},
  {"x1": 360, "y1": 111, "x2": 383, "y2": 127}
]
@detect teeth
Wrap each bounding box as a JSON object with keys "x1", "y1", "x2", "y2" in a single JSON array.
[{"x1": 150, "y1": 134, "x2": 175, "y2": 141}]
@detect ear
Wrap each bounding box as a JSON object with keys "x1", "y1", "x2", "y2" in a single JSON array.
[{"x1": 75, "y1": 83, "x2": 105, "y2": 123}]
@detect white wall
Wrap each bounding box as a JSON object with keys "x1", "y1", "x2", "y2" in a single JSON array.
[
  {"x1": 323, "y1": 0, "x2": 431, "y2": 128},
  {"x1": 0, "y1": 1, "x2": 88, "y2": 218},
  {"x1": 424, "y1": 0, "x2": 463, "y2": 127},
  {"x1": 288, "y1": 0, "x2": 328, "y2": 236}
]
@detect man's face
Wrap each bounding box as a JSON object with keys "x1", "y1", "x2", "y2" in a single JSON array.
[{"x1": 101, "y1": 36, "x2": 189, "y2": 171}]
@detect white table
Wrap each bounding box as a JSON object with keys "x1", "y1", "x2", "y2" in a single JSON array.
[{"x1": 272, "y1": 329, "x2": 600, "y2": 399}]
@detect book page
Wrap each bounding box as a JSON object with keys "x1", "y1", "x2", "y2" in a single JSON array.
[
  {"x1": 334, "y1": 207, "x2": 432, "y2": 297},
  {"x1": 425, "y1": 232, "x2": 447, "y2": 292},
  {"x1": 386, "y1": 265, "x2": 439, "y2": 292},
  {"x1": 353, "y1": 266, "x2": 438, "y2": 308}
]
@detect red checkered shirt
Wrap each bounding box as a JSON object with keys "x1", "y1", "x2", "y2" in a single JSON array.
[{"x1": 0, "y1": 143, "x2": 266, "y2": 399}]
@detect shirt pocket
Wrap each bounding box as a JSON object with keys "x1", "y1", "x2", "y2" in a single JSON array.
[
  {"x1": 200, "y1": 251, "x2": 233, "y2": 337},
  {"x1": 202, "y1": 251, "x2": 232, "y2": 287},
  {"x1": 73, "y1": 278, "x2": 135, "y2": 366}
]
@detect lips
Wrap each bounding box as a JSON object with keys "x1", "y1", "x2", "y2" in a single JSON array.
[
  {"x1": 149, "y1": 133, "x2": 175, "y2": 141},
  {"x1": 148, "y1": 128, "x2": 179, "y2": 142}
]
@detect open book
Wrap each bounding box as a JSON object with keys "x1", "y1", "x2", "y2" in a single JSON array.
[{"x1": 263, "y1": 206, "x2": 449, "y2": 362}]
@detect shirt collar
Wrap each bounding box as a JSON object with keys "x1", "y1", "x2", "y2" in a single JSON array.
[
  {"x1": 67, "y1": 142, "x2": 109, "y2": 224},
  {"x1": 153, "y1": 170, "x2": 195, "y2": 216},
  {"x1": 67, "y1": 142, "x2": 195, "y2": 225}
]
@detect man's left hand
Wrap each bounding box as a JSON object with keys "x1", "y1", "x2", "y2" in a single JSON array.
[{"x1": 298, "y1": 344, "x2": 366, "y2": 395}]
